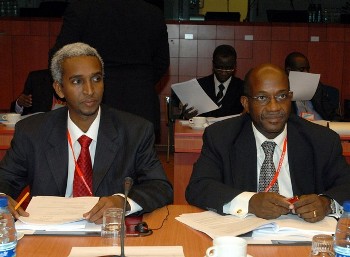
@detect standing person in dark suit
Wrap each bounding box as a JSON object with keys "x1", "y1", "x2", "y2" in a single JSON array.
[
  {"x1": 181, "y1": 45, "x2": 244, "y2": 119},
  {"x1": 10, "y1": 69, "x2": 65, "y2": 115},
  {"x1": 49, "y1": 0, "x2": 170, "y2": 137},
  {"x1": 186, "y1": 64, "x2": 350, "y2": 222},
  {"x1": 1, "y1": 43, "x2": 173, "y2": 223},
  {"x1": 285, "y1": 52, "x2": 342, "y2": 121}
]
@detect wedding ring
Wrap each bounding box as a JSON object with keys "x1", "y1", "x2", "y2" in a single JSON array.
[{"x1": 313, "y1": 210, "x2": 317, "y2": 218}]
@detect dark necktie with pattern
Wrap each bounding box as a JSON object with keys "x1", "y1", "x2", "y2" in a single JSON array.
[
  {"x1": 258, "y1": 141, "x2": 279, "y2": 193},
  {"x1": 216, "y1": 84, "x2": 225, "y2": 106},
  {"x1": 73, "y1": 135, "x2": 93, "y2": 197}
]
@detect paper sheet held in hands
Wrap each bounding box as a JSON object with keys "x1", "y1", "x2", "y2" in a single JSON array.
[
  {"x1": 289, "y1": 71, "x2": 320, "y2": 101},
  {"x1": 171, "y1": 79, "x2": 219, "y2": 115}
]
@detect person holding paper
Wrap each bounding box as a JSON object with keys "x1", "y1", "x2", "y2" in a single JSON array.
[
  {"x1": 186, "y1": 63, "x2": 350, "y2": 223},
  {"x1": 285, "y1": 52, "x2": 342, "y2": 121},
  {"x1": 10, "y1": 69, "x2": 66, "y2": 115},
  {"x1": 179, "y1": 45, "x2": 244, "y2": 119},
  {"x1": 0, "y1": 43, "x2": 173, "y2": 223}
]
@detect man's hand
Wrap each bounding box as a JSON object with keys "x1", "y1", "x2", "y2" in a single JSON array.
[
  {"x1": 83, "y1": 195, "x2": 130, "y2": 224},
  {"x1": 249, "y1": 192, "x2": 291, "y2": 219},
  {"x1": 293, "y1": 194, "x2": 330, "y2": 223},
  {"x1": 182, "y1": 103, "x2": 198, "y2": 120},
  {"x1": 6, "y1": 195, "x2": 29, "y2": 220},
  {"x1": 17, "y1": 94, "x2": 32, "y2": 108}
]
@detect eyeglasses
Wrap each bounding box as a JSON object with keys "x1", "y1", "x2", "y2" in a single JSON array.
[
  {"x1": 214, "y1": 67, "x2": 235, "y2": 73},
  {"x1": 247, "y1": 91, "x2": 293, "y2": 105},
  {"x1": 291, "y1": 67, "x2": 310, "y2": 72}
]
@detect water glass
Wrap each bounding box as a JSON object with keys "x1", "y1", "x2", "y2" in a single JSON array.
[
  {"x1": 101, "y1": 208, "x2": 123, "y2": 246},
  {"x1": 310, "y1": 234, "x2": 335, "y2": 257}
]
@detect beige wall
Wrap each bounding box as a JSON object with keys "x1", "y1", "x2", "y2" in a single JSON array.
[{"x1": 199, "y1": 0, "x2": 248, "y2": 21}]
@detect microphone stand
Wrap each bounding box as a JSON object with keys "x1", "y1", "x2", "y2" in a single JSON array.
[{"x1": 117, "y1": 177, "x2": 133, "y2": 257}]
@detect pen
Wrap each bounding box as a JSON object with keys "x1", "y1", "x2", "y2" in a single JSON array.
[{"x1": 14, "y1": 192, "x2": 29, "y2": 211}]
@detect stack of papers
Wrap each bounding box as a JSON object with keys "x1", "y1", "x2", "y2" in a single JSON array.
[
  {"x1": 16, "y1": 196, "x2": 100, "y2": 234},
  {"x1": 176, "y1": 211, "x2": 337, "y2": 243}
]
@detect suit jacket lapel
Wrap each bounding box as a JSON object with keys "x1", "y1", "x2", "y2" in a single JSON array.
[
  {"x1": 287, "y1": 119, "x2": 315, "y2": 195},
  {"x1": 229, "y1": 118, "x2": 258, "y2": 191},
  {"x1": 200, "y1": 75, "x2": 217, "y2": 101},
  {"x1": 93, "y1": 107, "x2": 120, "y2": 194},
  {"x1": 45, "y1": 110, "x2": 69, "y2": 195}
]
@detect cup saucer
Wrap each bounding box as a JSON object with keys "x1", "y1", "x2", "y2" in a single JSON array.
[
  {"x1": 189, "y1": 124, "x2": 206, "y2": 130},
  {"x1": 2, "y1": 121, "x2": 16, "y2": 128}
]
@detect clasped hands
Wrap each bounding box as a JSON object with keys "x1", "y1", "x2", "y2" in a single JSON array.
[
  {"x1": 248, "y1": 192, "x2": 331, "y2": 223},
  {"x1": 7, "y1": 195, "x2": 128, "y2": 224}
]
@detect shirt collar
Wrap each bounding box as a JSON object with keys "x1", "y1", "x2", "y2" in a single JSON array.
[
  {"x1": 67, "y1": 107, "x2": 101, "y2": 143},
  {"x1": 214, "y1": 74, "x2": 232, "y2": 89},
  {"x1": 252, "y1": 123, "x2": 287, "y2": 151}
]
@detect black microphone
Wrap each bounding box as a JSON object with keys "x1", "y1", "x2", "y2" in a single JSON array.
[{"x1": 118, "y1": 177, "x2": 133, "y2": 257}]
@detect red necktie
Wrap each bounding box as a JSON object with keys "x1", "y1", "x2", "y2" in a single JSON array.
[{"x1": 73, "y1": 135, "x2": 93, "y2": 197}]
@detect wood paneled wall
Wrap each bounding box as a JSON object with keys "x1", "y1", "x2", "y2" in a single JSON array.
[{"x1": 1, "y1": 18, "x2": 350, "y2": 145}]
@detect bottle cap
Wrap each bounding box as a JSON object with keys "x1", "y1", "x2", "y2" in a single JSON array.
[
  {"x1": 343, "y1": 201, "x2": 350, "y2": 212},
  {"x1": 0, "y1": 196, "x2": 8, "y2": 208}
]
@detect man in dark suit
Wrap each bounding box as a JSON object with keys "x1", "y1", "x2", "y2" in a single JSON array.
[
  {"x1": 49, "y1": 0, "x2": 170, "y2": 137},
  {"x1": 186, "y1": 64, "x2": 350, "y2": 222},
  {"x1": 181, "y1": 45, "x2": 244, "y2": 119},
  {"x1": 1, "y1": 43, "x2": 173, "y2": 223},
  {"x1": 10, "y1": 69, "x2": 65, "y2": 115},
  {"x1": 285, "y1": 52, "x2": 342, "y2": 121}
]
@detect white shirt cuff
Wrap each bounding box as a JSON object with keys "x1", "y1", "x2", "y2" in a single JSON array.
[
  {"x1": 114, "y1": 193, "x2": 142, "y2": 215},
  {"x1": 15, "y1": 100, "x2": 24, "y2": 114},
  {"x1": 223, "y1": 191, "x2": 256, "y2": 218}
]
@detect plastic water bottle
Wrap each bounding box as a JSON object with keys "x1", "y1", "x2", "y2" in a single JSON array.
[
  {"x1": 334, "y1": 201, "x2": 350, "y2": 257},
  {"x1": 0, "y1": 196, "x2": 17, "y2": 257}
]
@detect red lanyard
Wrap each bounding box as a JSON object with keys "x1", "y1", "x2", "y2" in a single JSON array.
[
  {"x1": 67, "y1": 130, "x2": 93, "y2": 196},
  {"x1": 264, "y1": 137, "x2": 287, "y2": 193}
]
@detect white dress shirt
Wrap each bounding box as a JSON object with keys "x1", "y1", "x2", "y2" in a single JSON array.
[
  {"x1": 214, "y1": 75, "x2": 232, "y2": 99},
  {"x1": 223, "y1": 124, "x2": 293, "y2": 217},
  {"x1": 65, "y1": 107, "x2": 141, "y2": 214}
]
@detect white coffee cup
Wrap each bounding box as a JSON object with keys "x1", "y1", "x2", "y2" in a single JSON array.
[
  {"x1": 2, "y1": 113, "x2": 21, "y2": 124},
  {"x1": 189, "y1": 116, "x2": 208, "y2": 128},
  {"x1": 206, "y1": 236, "x2": 247, "y2": 257}
]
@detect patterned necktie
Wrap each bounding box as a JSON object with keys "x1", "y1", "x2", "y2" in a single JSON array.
[
  {"x1": 258, "y1": 141, "x2": 279, "y2": 193},
  {"x1": 216, "y1": 84, "x2": 225, "y2": 106},
  {"x1": 73, "y1": 135, "x2": 93, "y2": 197}
]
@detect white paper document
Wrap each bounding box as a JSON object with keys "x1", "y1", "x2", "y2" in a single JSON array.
[
  {"x1": 68, "y1": 246, "x2": 185, "y2": 257},
  {"x1": 16, "y1": 196, "x2": 100, "y2": 231},
  {"x1": 289, "y1": 71, "x2": 320, "y2": 101},
  {"x1": 176, "y1": 211, "x2": 336, "y2": 243},
  {"x1": 171, "y1": 79, "x2": 219, "y2": 115},
  {"x1": 328, "y1": 122, "x2": 350, "y2": 136}
]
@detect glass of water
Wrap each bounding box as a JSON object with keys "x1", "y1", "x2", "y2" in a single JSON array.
[{"x1": 101, "y1": 208, "x2": 123, "y2": 246}]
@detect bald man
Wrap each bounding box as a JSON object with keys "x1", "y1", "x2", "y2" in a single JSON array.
[{"x1": 186, "y1": 64, "x2": 350, "y2": 222}]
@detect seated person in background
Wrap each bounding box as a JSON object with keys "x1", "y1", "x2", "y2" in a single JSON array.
[
  {"x1": 186, "y1": 63, "x2": 350, "y2": 222},
  {"x1": 0, "y1": 42, "x2": 173, "y2": 223},
  {"x1": 285, "y1": 52, "x2": 342, "y2": 121},
  {"x1": 179, "y1": 44, "x2": 244, "y2": 119},
  {"x1": 10, "y1": 69, "x2": 66, "y2": 115}
]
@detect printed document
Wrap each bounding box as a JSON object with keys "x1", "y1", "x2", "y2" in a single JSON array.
[
  {"x1": 289, "y1": 71, "x2": 320, "y2": 101},
  {"x1": 16, "y1": 196, "x2": 99, "y2": 231},
  {"x1": 171, "y1": 79, "x2": 219, "y2": 115},
  {"x1": 176, "y1": 211, "x2": 336, "y2": 243}
]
